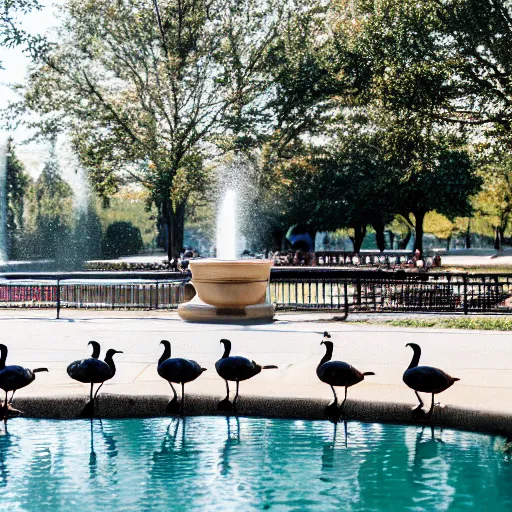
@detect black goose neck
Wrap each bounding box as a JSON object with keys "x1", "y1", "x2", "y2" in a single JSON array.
[
  {"x1": 221, "y1": 340, "x2": 231, "y2": 359},
  {"x1": 407, "y1": 344, "x2": 421, "y2": 370},
  {"x1": 159, "y1": 341, "x2": 171, "y2": 366},
  {"x1": 89, "y1": 341, "x2": 100, "y2": 359},
  {"x1": 0, "y1": 345, "x2": 7, "y2": 370},
  {"x1": 104, "y1": 352, "x2": 117, "y2": 374},
  {"x1": 319, "y1": 342, "x2": 333, "y2": 367}
]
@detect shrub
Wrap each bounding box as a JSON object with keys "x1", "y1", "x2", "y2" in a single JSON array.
[{"x1": 102, "y1": 221, "x2": 144, "y2": 258}]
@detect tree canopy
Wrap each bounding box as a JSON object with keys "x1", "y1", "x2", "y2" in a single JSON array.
[{"x1": 5, "y1": 0, "x2": 512, "y2": 256}]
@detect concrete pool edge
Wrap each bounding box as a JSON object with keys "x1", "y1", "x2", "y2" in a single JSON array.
[{"x1": 8, "y1": 394, "x2": 512, "y2": 437}]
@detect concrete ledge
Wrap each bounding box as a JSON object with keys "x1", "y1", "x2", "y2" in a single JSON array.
[{"x1": 10, "y1": 394, "x2": 512, "y2": 437}]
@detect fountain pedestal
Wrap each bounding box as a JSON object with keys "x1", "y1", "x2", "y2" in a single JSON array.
[{"x1": 178, "y1": 259, "x2": 275, "y2": 323}]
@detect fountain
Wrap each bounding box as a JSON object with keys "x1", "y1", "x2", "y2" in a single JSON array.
[{"x1": 178, "y1": 189, "x2": 275, "y2": 323}]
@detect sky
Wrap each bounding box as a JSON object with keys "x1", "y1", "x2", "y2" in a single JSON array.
[{"x1": 0, "y1": 1, "x2": 59, "y2": 176}]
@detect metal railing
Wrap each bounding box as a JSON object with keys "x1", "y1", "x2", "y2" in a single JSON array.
[
  {"x1": 0, "y1": 272, "x2": 187, "y2": 318},
  {"x1": 270, "y1": 269, "x2": 512, "y2": 314},
  {"x1": 0, "y1": 268, "x2": 511, "y2": 315}
]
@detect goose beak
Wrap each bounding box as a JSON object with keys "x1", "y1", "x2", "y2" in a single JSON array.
[
  {"x1": 115, "y1": 350, "x2": 124, "y2": 354},
  {"x1": 405, "y1": 343, "x2": 411, "y2": 348}
]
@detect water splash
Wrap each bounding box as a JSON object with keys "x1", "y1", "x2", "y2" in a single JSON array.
[
  {"x1": 216, "y1": 189, "x2": 237, "y2": 260},
  {"x1": 0, "y1": 141, "x2": 7, "y2": 262}
]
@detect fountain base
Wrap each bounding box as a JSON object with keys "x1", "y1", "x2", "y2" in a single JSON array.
[{"x1": 178, "y1": 295, "x2": 275, "y2": 323}]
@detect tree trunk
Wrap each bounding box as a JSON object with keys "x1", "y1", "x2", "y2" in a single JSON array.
[
  {"x1": 446, "y1": 235, "x2": 451, "y2": 251},
  {"x1": 499, "y1": 226, "x2": 506, "y2": 251},
  {"x1": 164, "y1": 200, "x2": 186, "y2": 266},
  {"x1": 398, "y1": 228, "x2": 411, "y2": 250},
  {"x1": 494, "y1": 227, "x2": 501, "y2": 251},
  {"x1": 351, "y1": 223, "x2": 367, "y2": 253},
  {"x1": 371, "y1": 216, "x2": 386, "y2": 252},
  {"x1": 412, "y1": 209, "x2": 426, "y2": 255},
  {"x1": 465, "y1": 220, "x2": 471, "y2": 249},
  {"x1": 308, "y1": 228, "x2": 317, "y2": 251}
]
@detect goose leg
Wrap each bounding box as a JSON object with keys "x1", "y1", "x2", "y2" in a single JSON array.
[
  {"x1": 166, "y1": 382, "x2": 179, "y2": 414},
  {"x1": 2, "y1": 391, "x2": 7, "y2": 422},
  {"x1": 410, "y1": 390, "x2": 426, "y2": 419},
  {"x1": 330, "y1": 385, "x2": 338, "y2": 407},
  {"x1": 93, "y1": 383, "x2": 104, "y2": 400},
  {"x1": 426, "y1": 393, "x2": 435, "y2": 418},
  {"x1": 339, "y1": 387, "x2": 348, "y2": 414},
  {"x1": 325, "y1": 386, "x2": 340, "y2": 422},
  {"x1": 5, "y1": 390, "x2": 21, "y2": 416},
  {"x1": 78, "y1": 384, "x2": 95, "y2": 418},
  {"x1": 180, "y1": 382, "x2": 185, "y2": 416},
  {"x1": 217, "y1": 380, "x2": 232, "y2": 412},
  {"x1": 414, "y1": 391, "x2": 424, "y2": 411},
  {"x1": 233, "y1": 381, "x2": 240, "y2": 409}
]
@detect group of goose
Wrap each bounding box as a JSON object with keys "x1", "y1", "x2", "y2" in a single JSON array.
[{"x1": 0, "y1": 331, "x2": 459, "y2": 421}]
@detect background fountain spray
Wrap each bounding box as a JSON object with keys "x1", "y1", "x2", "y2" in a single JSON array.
[
  {"x1": 214, "y1": 153, "x2": 261, "y2": 258},
  {"x1": 0, "y1": 140, "x2": 7, "y2": 262},
  {"x1": 216, "y1": 189, "x2": 237, "y2": 260}
]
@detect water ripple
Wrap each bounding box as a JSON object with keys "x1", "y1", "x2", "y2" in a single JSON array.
[{"x1": 0, "y1": 418, "x2": 508, "y2": 511}]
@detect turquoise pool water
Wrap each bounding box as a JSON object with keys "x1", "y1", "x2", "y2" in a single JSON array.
[{"x1": 0, "y1": 417, "x2": 510, "y2": 511}]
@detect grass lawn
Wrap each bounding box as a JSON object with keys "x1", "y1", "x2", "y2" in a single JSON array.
[{"x1": 348, "y1": 316, "x2": 512, "y2": 331}]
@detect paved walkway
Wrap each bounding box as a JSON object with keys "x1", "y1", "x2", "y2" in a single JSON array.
[
  {"x1": 442, "y1": 254, "x2": 512, "y2": 268},
  {"x1": 1, "y1": 310, "x2": 511, "y2": 421}
]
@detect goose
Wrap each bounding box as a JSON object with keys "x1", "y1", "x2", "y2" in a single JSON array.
[
  {"x1": 67, "y1": 343, "x2": 122, "y2": 417},
  {"x1": 157, "y1": 340, "x2": 206, "y2": 415},
  {"x1": 215, "y1": 339, "x2": 277, "y2": 411},
  {"x1": 403, "y1": 343, "x2": 459, "y2": 417},
  {"x1": 317, "y1": 332, "x2": 374, "y2": 420},
  {"x1": 0, "y1": 344, "x2": 48, "y2": 420}
]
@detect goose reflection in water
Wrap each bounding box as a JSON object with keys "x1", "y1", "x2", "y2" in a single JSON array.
[
  {"x1": 409, "y1": 425, "x2": 454, "y2": 510},
  {"x1": 0, "y1": 428, "x2": 12, "y2": 487},
  {"x1": 220, "y1": 416, "x2": 240, "y2": 476},
  {"x1": 88, "y1": 419, "x2": 118, "y2": 482},
  {"x1": 151, "y1": 418, "x2": 187, "y2": 473},
  {"x1": 414, "y1": 425, "x2": 444, "y2": 463},
  {"x1": 321, "y1": 420, "x2": 349, "y2": 474}
]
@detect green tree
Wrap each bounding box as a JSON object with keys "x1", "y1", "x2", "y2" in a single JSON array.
[
  {"x1": 473, "y1": 147, "x2": 512, "y2": 250},
  {"x1": 27, "y1": 146, "x2": 74, "y2": 260},
  {"x1": 431, "y1": 0, "x2": 512, "y2": 136},
  {"x1": 5, "y1": 137, "x2": 29, "y2": 258},
  {"x1": 396, "y1": 144, "x2": 480, "y2": 253},
  {"x1": 0, "y1": 0, "x2": 44, "y2": 67},
  {"x1": 10, "y1": 0, "x2": 298, "y2": 262},
  {"x1": 339, "y1": 0, "x2": 482, "y2": 253}
]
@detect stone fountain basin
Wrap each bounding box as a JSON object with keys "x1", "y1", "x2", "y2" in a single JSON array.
[{"x1": 189, "y1": 259, "x2": 272, "y2": 309}]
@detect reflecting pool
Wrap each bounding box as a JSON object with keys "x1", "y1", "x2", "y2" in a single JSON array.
[{"x1": 0, "y1": 417, "x2": 510, "y2": 511}]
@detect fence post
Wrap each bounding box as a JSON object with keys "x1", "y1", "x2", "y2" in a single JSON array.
[
  {"x1": 155, "y1": 281, "x2": 159, "y2": 310},
  {"x1": 56, "y1": 279, "x2": 61, "y2": 319},
  {"x1": 344, "y1": 280, "x2": 349, "y2": 317},
  {"x1": 463, "y1": 275, "x2": 468, "y2": 315},
  {"x1": 356, "y1": 278, "x2": 362, "y2": 310}
]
